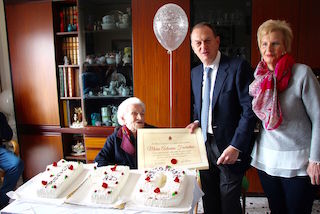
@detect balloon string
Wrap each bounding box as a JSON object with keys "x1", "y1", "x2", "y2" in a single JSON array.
[{"x1": 169, "y1": 50, "x2": 173, "y2": 128}]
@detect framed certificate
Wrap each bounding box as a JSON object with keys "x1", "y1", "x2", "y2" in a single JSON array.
[{"x1": 137, "y1": 128, "x2": 209, "y2": 170}]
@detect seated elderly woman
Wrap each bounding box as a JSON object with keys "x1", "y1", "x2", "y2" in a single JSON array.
[{"x1": 94, "y1": 97, "x2": 146, "y2": 169}]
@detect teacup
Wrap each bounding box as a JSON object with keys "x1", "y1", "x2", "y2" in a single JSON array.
[{"x1": 121, "y1": 14, "x2": 129, "y2": 24}]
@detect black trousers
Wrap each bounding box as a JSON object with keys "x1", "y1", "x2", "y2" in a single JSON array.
[
  {"x1": 258, "y1": 169, "x2": 315, "y2": 214},
  {"x1": 200, "y1": 134, "x2": 243, "y2": 214}
]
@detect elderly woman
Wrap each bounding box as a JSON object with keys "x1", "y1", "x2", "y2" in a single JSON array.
[
  {"x1": 249, "y1": 19, "x2": 320, "y2": 214},
  {"x1": 94, "y1": 97, "x2": 145, "y2": 169}
]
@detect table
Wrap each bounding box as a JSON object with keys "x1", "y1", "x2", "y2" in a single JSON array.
[{"x1": 1, "y1": 166, "x2": 203, "y2": 214}]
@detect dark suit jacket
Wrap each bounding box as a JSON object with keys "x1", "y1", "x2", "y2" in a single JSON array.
[{"x1": 191, "y1": 54, "x2": 256, "y2": 173}]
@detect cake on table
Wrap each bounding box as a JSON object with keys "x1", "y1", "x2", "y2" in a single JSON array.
[
  {"x1": 134, "y1": 166, "x2": 187, "y2": 207},
  {"x1": 36, "y1": 159, "x2": 84, "y2": 198},
  {"x1": 90, "y1": 164, "x2": 130, "y2": 204}
]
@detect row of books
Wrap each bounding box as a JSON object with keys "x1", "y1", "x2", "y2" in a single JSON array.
[
  {"x1": 59, "y1": 67, "x2": 80, "y2": 98},
  {"x1": 63, "y1": 36, "x2": 79, "y2": 65},
  {"x1": 60, "y1": 6, "x2": 78, "y2": 32}
]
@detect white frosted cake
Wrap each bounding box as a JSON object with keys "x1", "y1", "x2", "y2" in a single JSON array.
[
  {"x1": 91, "y1": 165, "x2": 130, "y2": 204},
  {"x1": 135, "y1": 166, "x2": 187, "y2": 207},
  {"x1": 36, "y1": 159, "x2": 84, "y2": 198}
]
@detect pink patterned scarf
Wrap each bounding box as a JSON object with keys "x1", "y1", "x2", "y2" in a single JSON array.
[
  {"x1": 249, "y1": 54, "x2": 295, "y2": 130},
  {"x1": 117, "y1": 125, "x2": 136, "y2": 155}
]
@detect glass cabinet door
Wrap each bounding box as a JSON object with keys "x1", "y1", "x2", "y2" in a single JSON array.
[
  {"x1": 78, "y1": 0, "x2": 132, "y2": 127},
  {"x1": 191, "y1": 0, "x2": 252, "y2": 67}
]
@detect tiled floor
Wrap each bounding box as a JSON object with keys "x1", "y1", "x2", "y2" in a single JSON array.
[
  {"x1": 245, "y1": 197, "x2": 320, "y2": 214},
  {"x1": 197, "y1": 197, "x2": 320, "y2": 214}
]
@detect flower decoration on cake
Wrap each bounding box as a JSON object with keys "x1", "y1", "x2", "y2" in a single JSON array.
[
  {"x1": 102, "y1": 182, "x2": 108, "y2": 188},
  {"x1": 171, "y1": 158, "x2": 178, "y2": 164},
  {"x1": 154, "y1": 187, "x2": 160, "y2": 193},
  {"x1": 110, "y1": 164, "x2": 117, "y2": 171}
]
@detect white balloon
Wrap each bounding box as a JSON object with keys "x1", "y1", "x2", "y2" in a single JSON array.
[{"x1": 153, "y1": 3, "x2": 188, "y2": 51}]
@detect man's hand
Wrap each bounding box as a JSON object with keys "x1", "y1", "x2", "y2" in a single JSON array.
[
  {"x1": 186, "y1": 121, "x2": 199, "y2": 134},
  {"x1": 217, "y1": 145, "x2": 239, "y2": 165},
  {"x1": 307, "y1": 161, "x2": 320, "y2": 185}
]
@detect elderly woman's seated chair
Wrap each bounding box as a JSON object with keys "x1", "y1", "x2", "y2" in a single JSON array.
[{"x1": 0, "y1": 140, "x2": 19, "y2": 183}]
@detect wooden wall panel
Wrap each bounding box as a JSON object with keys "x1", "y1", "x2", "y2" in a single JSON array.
[
  {"x1": 19, "y1": 134, "x2": 63, "y2": 180},
  {"x1": 5, "y1": 1, "x2": 60, "y2": 126},
  {"x1": 132, "y1": 0, "x2": 190, "y2": 128},
  {"x1": 246, "y1": 167, "x2": 264, "y2": 194},
  {"x1": 251, "y1": 0, "x2": 300, "y2": 67},
  {"x1": 297, "y1": 0, "x2": 320, "y2": 68}
]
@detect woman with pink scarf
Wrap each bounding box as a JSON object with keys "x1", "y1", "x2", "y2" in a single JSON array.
[{"x1": 249, "y1": 19, "x2": 320, "y2": 214}]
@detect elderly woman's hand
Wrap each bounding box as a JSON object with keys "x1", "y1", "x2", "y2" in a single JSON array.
[
  {"x1": 186, "y1": 121, "x2": 199, "y2": 133},
  {"x1": 307, "y1": 161, "x2": 320, "y2": 185}
]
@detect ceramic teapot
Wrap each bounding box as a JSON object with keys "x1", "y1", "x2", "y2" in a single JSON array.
[
  {"x1": 108, "y1": 81, "x2": 118, "y2": 95},
  {"x1": 118, "y1": 85, "x2": 130, "y2": 96}
]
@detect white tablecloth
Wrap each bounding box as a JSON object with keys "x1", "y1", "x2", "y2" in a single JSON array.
[{"x1": 1, "y1": 165, "x2": 204, "y2": 214}]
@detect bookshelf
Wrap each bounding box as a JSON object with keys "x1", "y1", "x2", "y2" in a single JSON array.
[{"x1": 53, "y1": 0, "x2": 84, "y2": 162}]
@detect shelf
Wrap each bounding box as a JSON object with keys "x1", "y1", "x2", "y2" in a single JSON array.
[
  {"x1": 65, "y1": 154, "x2": 86, "y2": 161},
  {"x1": 60, "y1": 96, "x2": 81, "y2": 100},
  {"x1": 58, "y1": 64, "x2": 79, "y2": 68},
  {"x1": 56, "y1": 31, "x2": 78, "y2": 36},
  {"x1": 85, "y1": 28, "x2": 131, "y2": 33},
  {"x1": 59, "y1": 126, "x2": 115, "y2": 136},
  {"x1": 83, "y1": 95, "x2": 131, "y2": 99},
  {"x1": 60, "y1": 127, "x2": 84, "y2": 134}
]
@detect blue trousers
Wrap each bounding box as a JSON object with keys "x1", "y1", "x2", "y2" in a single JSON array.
[
  {"x1": 258, "y1": 169, "x2": 315, "y2": 214},
  {"x1": 0, "y1": 146, "x2": 24, "y2": 209}
]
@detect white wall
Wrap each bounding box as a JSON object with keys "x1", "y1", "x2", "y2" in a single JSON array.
[{"x1": 0, "y1": 0, "x2": 17, "y2": 140}]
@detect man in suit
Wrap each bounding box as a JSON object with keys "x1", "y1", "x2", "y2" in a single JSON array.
[{"x1": 186, "y1": 22, "x2": 256, "y2": 214}]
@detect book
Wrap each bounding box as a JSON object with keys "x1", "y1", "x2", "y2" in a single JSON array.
[
  {"x1": 68, "y1": 67, "x2": 75, "y2": 97},
  {"x1": 62, "y1": 100, "x2": 69, "y2": 127},
  {"x1": 59, "y1": 67, "x2": 64, "y2": 97},
  {"x1": 63, "y1": 67, "x2": 68, "y2": 97},
  {"x1": 74, "y1": 68, "x2": 80, "y2": 97}
]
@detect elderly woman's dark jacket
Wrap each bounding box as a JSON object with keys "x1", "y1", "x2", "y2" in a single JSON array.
[{"x1": 94, "y1": 124, "x2": 154, "y2": 169}]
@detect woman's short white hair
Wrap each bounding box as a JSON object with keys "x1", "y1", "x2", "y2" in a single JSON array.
[{"x1": 117, "y1": 97, "x2": 145, "y2": 126}]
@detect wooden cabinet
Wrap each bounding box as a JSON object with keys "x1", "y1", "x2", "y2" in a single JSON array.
[
  {"x1": 84, "y1": 137, "x2": 107, "y2": 163},
  {"x1": 19, "y1": 134, "x2": 63, "y2": 179},
  {"x1": 78, "y1": 0, "x2": 133, "y2": 127},
  {"x1": 6, "y1": 1, "x2": 60, "y2": 126},
  {"x1": 83, "y1": 126, "x2": 114, "y2": 163},
  {"x1": 5, "y1": 1, "x2": 63, "y2": 180}
]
